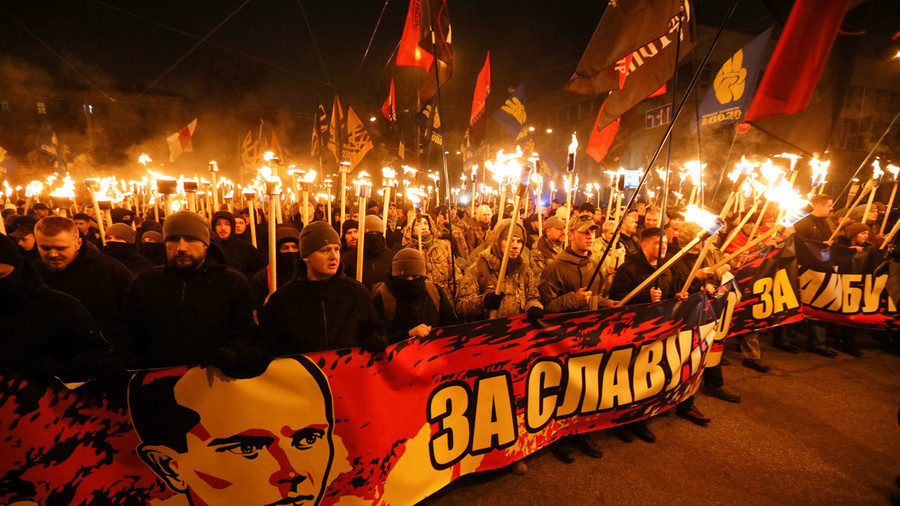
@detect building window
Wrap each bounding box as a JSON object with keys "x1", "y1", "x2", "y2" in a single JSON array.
[
  {"x1": 36, "y1": 102, "x2": 47, "y2": 114},
  {"x1": 0, "y1": 101, "x2": 9, "y2": 112}
]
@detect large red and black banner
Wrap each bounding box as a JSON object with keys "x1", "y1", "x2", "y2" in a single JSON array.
[{"x1": 1, "y1": 239, "x2": 896, "y2": 505}]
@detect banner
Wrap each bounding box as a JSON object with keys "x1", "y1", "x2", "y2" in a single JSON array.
[{"x1": 2, "y1": 289, "x2": 734, "y2": 505}]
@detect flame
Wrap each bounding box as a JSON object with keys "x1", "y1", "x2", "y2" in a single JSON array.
[
  {"x1": 138, "y1": 153, "x2": 152, "y2": 165},
  {"x1": 3, "y1": 180, "x2": 12, "y2": 197},
  {"x1": 324, "y1": 177, "x2": 333, "y2": 187},
  {"x1": 402, "y1": 165, "x2": 418, "y2": 176},
  {"x1": 568, "y1": 133, "x2": 578, "y2": 154},
  {"x1": 427, "y1": 172, "x2": 440, "y2": 183},
  {"x1": 808, "y1": 158, "x2": 830, "y2": 187},
  {"x1": 886, "y1": 164, "x2": 900, "y2": 179},
  {"x1": 382, "y1": 167, "x2": 396, "y2": 180},
  {"x1": 262, "y1": 151, "x2": 276, "y2": 162},
  {"x1": 681, "y1": 160, "x2": 706, "y2": 186},
  {"x1": 872, "y1": 160, "x2": 884, "y2": 180},
  {"x1": 684, "y1": 204, "x2": 721, "y2": 234},
  {"x1": 647, "y1": 188, "x2": 656, "y2": 199},
  {"x1": 301, "y1": 169, "x2": 317, "y2": 184},
  {"x1": 25, "y1": 180, "x2": 44, "y2": 198},
  {"x1": 49, "y1": 173, "x2": 76, "y2": 199},
  {"x1": 759, "y1": 159, "x2": 784, "y2": 186}
]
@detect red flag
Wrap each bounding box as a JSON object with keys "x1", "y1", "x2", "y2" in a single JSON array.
[
  {"x1": 744, "y1": 0, "x2": 849, "y2": 121},
  {"x1": 586, "y1": 105, "x2": 620, "y2": 163},
  {"x1": 166, "y1": 118, "x2": 197, "y2": 162},
  {"x1": 382, "y1": 79, "x2": 396, "y2": 122},
  {"x1": 397, "y1": 0, "x2": 433, "y2": 69}
]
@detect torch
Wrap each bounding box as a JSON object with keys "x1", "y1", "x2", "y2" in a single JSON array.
[
  {"x1": 242, "y1": 187, "x2": 258, "y2": 248},
  {"x1": 604, "y1": 170, "x2": 617, "y2": 222},
  {"x1": 208, "y1": 160, "x2": 220, "y2": 212},
  {"x1": 264, "y1": 175, "x2": 281, "y2": 295},
  {"x1": 324, "y1": 177, "x2": 333, "y2": 224},
  {"x1": 470, "y1": 165, "x2": 478, "y2": 217},
  {"x1": 381, "y1": 167, "x2": 396, "y2": 236},
  {"x1": 677, "y1": 204, "x2": 726, "y2": 295},
  {"x1": 183, "y1": 179, "x2": 199, "y2": 213},
  {"x1": 808, "y1": 157, "x2": 830, "y2": 196},
  {"x1": 155, "y1": 175, "x2": 178, "y2": 220},
  {"x1": 565, "y1": 133, "x2": 577, "y2": 247},
  {"x1": 880, "y1": 164, "x2": 899, "y2": 235},
  {"x1": 339, "y1": 161, "x2": 351, "y2": 226},
  {"x1": 829, "y1": 179, "x2": 876, "y2": 242},
  {"x1": 861, "y1": 160, "x2": 884, "y2": 226},
  {"x1": 85, "y1": 179, "x2": 108, "y2": 246},
  {"x1": 618, "y1": 209, "x2": 724, "y2": 307},
  {"x1": 719, "y1": 200, "x2": 759, "y2": 253},
  {"x1": 300, "y1": 169, "x2": 317, "y2": 226},
  {"x1": 490, "y1": 163, "x2": 531, "y2": 319},
  {"x1": 353, "y1": 172, "x2": 372, "y2": 283}
]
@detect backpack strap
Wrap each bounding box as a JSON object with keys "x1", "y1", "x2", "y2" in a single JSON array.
[
  {"x1": 424, "y1": 280, "x2": 441, "y2": 312},
  {"x1": 373, "y1": 282, "x2": 396, "y2": 322}
]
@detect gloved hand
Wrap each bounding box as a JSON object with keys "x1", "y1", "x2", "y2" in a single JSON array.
[
  {"x1": 484, "y1": 292, "x2": 504, "y2": 310},
  {"x1": 526, "y1": 306, "x2": 545, "y2": 320}
]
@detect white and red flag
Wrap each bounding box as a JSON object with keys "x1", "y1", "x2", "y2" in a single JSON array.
[{"x1": 167, "y1": 118, "x2": 197, "y2": 162}]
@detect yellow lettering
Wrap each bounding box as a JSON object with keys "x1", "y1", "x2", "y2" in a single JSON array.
[
  {"x1": 472, "y1": 375, "x2": 517, "y2": 452},
  {"x1": 772, "y1": 269, "x2": 800, "y2": 313},
  {"x1": 841, "y1": 274, "x2": 863, "y2": 313},
  {"x1": 599, "y1": 348, "x2": 634, "y2": 410},
  {"x1": 428, "y1": 384, "x2": 470, "y2": 468},
  {"x1": 632, "y1": 341, "x2": 665, "y2": 401},
  {"x1": 526, "y1": 361, "x2": 562, "y2": 431},
  {"x1": 555, "y1": 353, "x2": 604, "y2": 417},
  {"x1": 752, "y1": 277, "x2": 773, "y2": 319}
]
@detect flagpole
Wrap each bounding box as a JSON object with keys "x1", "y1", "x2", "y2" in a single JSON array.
[
  {"x1": 584, "y1": 0, "x2": 741, "y2": 291},
  {"x1": 833, "y1": 110, "x2": 900, "y2": 206},
  {"x1": 429, "y1": 26, "x2": 458, "y2": 299},
  {"x1": 657, "y1": 11, "x2": 682, "y2": 283}
]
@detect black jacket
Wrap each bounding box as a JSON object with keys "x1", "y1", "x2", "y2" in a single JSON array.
[
  {"x1": 259, "y1": 261, "x2": 387, "y2": 355},
  {"x1": 104, "y1": 242, "x2": 155, "y2": 275},
  {"x1": 373, "y1": 277, "x2": 458, "y2": 344},
  {"x1": 251, "y1": 252, "x2": 298, "y2": 306},
  {"x1": 212, "y1": 210, "x2": 265, "y2": 278},
  {"x1": 619, "y1": 232, "x2": 642, "y2": 259},
  {"x1": 140, "y1": 242, "x2": 167, "y2": 266},
  {"x1": 34, "y1": 239, "x2": 134, "y2": 340},
  {"x1": 0, "y1": 261, "x2": 110, "y2": 383},
  {"x1": 342, "y1": 232, "x2": 396, "y2": 290},
  {"x1": 794, "y1": 214, "x2": 833, "y2": 243},
  {"x1": 609, "y1": 251, "x2": 677, "y2": 305},
  {"x1": 120, "y1": 243, "x2": 258, "y2": 369}
]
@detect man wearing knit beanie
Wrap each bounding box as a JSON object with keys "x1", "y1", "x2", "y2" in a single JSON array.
[
  {"x1": 163, "y1": 210, "x2": 210, "y2": 246},
  {"x1": 341, "y1": 218, "x2": 359, "y2": 253},
  {"x1": 103, "y1": 223, "x2": 154, "y2": 274},
  {"x1": 259, "y1": 220, "x2": 389, "y2": 356},
  {"x1": 343, "y1": 213, "x2": 395, "y2": 289}
]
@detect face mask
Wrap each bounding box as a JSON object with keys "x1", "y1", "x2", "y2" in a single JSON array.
[
  {"x1": 391, "y1": 276, "x2": 426, "y2": 300},
  {"x1": 104, "y1": 242, "x2": 135, "y2": 258}
]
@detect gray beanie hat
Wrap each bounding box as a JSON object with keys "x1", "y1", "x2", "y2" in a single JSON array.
[
  {"x1": 544, "y1": 216, "x2": 565, "y2": 230},
  {"x1": 163, "y1": 211, "x2": 210, "y2": 246},
  {"x1": 106, "y1": 223, "x2": 136, "y2": 244},
  {"x1": 364, "y1": 214, "x2": 384, "y2": 233},
  {"x1": 392, "y1": 247, "x2": 427, "y2": 277},
  {"x1": 299, "y1": 221, "x2": 341, "y2": 258}
]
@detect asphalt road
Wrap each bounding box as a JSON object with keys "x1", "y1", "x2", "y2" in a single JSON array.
[{"x1": 423, "y1": 334, "x2": 900, "y2": 505}]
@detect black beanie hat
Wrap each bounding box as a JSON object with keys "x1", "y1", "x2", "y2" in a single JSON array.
[
  {"x1": 300, "y1": 221, "x2": 340, "y2": 258},
  {"x1": 342, "y1": 219, "x2": 359, "y2": 236}
]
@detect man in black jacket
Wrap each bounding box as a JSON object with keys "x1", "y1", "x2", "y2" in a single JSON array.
[
  {"x1": 342, "y1": 215, "x2": 395, "y2": 290},
  {"x1": 0, "y1": 234, "x2": 113, "y2": 384},
  {"x1": 211, "y1": 210, "x2": 264, "y2": 278},
  {"x1": 121, "y1": 211, "x2": 263, "y2": 376},
  {"x1": 34, "y1": 216, "x2": 134, "y2": 341},
  {"x1": 7, "y1": 215, "x2": 41, "y2": 269},
  {"x1": 259, "y1": 221, "x2": 387, "y2": 355},
  {"x1": 794, "y1": 194, "x2": 834, "y2": 244},
  {"x1": 373, "y1": 248, "x2": 457, "y2": 344},
  {"x1": 103, "y1": 223, "x2": 155, "y2": 275},
  {"x1": 251, "y1": 226, "x2": 300, "y2": 306}
]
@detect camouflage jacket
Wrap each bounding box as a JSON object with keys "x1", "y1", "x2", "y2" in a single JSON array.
[
  {"x1": 457, "y1": 248, "x2": 542, "y2": 319},
  {"x1": 539, "y1": 248, "x2": 610, "y2": 313}
]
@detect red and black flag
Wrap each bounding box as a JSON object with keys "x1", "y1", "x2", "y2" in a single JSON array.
[
  {"x1": 467, "y1": 52, "x2": 490, "y2": 148},
  {"x1": 744, "y1": 0, "x2": 850, "y2": 121},
  {"x1": 397, "y1": 0, "x2": 453, "y2": 104},
  {"x1": 568, "y1": 0, "x2": 695, "y2": 161},
  {"x1": 382, "y1": 78, "x2": 397, "y2": 122},
  {"x1": 311, "y1": 101, "x2": 329, "y2": 158}
]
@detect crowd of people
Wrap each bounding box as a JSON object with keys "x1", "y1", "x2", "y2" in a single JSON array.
[{"x1": 1, "y1": 189, "x2": 899, "y2": 475}]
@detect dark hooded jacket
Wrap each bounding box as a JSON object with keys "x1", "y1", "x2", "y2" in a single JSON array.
[
  {"x1": 140, "y1": 241, "x2": 167, "y2": 266},
  {"x1": 251, "y1": 236, "x2": 299, "y2": 306},
  {"x1": 793, "y1": 214, "x2": 834, "y2": 244},
  {"x1": 373, "y1": 276, "x2": 458, "y2": 344},
  {"x1": 0, "y1": 236, "x2": 111, "y2": 383},
  {"x1": 212, "y1": 210, "x2": 264, "y2": 278},
  {"x1": 34, "y1": 239, "x2": 133, "y2": 340},
  {"x1": 259, "y1": 261, "x2": 387, "y2": 355},
  {"x1": 120, "y1": 242, "x2": 258, "y2": 369},
  {"x1": 103, "y1": 242, "x2": 155, "y2": 275},
  {"x1": 609, "y1": 250, "x2": 678, "y2": 306},
  {"x1": 342, "y1": 232, "x2": 395, "y2": 290}
]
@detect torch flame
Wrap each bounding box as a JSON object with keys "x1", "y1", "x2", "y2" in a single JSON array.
[
  {"x1": 262, "y1": 151, "x2": 276, "y2": 162},
  {"x1": 49, "y1": 173, "x2": 77, "y2": 199},
  {"x1": 886, "y1": 164, "x2": 899, "y2": 179},
  {"x1": 684, "y1": 204, "x2": 722, "y2": 235},
  {"x1": 872, "y1": 160, "x2": 884, "y2": 181},
  {"x1": 808, "y1": 158, "x2": 830, "y2": 187},
  {"x1": 681, "y1": 160, "x2": 706, "y2": 186},
  {"x1": 138, "y1": 153, "x2": 152, "y2": 165},
  {"x1": 25, "y1": 181, "x2": 44, "y2": 198},
  {"x1": 382, "y1": 167, "x2": 396, "y2": 180},
  {"x1": 568, "y1": 133, "x2": 578, "y2": 154},
  {"x1": 301, "y1": 170, "x2": 317, "y2": 184}
]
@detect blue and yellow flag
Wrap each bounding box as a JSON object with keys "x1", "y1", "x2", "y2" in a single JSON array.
[
  {"x1": 36, "y1": 121, "x2": 63, "y2": 167},
  {"x1": 697, "y1": 28, "x2": 772, "y2": 128},
  {"x1": 492, "y1": 84, "x2": 529, "y2": 141}
]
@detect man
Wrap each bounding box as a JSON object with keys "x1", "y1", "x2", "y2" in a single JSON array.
[
  {"x1": 73, "y1": 212, "x2": 103, "y2": 249},
  {"x1": 530, "y1": 216, "x2": 566, "y2": 280},
  {"x1": 0, "y1": 234, "x2": 111, "y2": 384},
  {"x1": 139, "y1": 230, "x2": 167, "y2": 266},
  {"x1": 431, "y1": 204, "x2": 469, "y2": 260},
  {"x1": 373, "y1": 248, "x2": 457, "y2": 344},
  {"x1": 794, "y1": 194, "x2": 834, "y2": 244},
  {"x1": 233, "y1": 214, "x2": 252, "y2": 242},
  {"x1": 259, "y1": 221, "x2": 387, "y2": 355},
  {"x1": 341, "y1": 218, "x2": 359, "y2": 254},
  {"x1": 110, "y1": 207, "x2": 134, "y2": 225},
  {"x1": 465, "y1": 204, "x2": 492, "y2": 253},
  {"x1": 34, "y1": 216, "x2": 133, "y2": 340},
  {"x1": 121, "y1": 211, "x2": 261, "y2": 373},
  {"x1": 609, "y1": 227, "x2": 710, "y2": 437},
  {"x1": 31, "y1": 203, "x2": 51, "y2": 220},
  {"x1": 103, "y1": 222, "x2": 155, "y2": 274},
  {"x1": 590, "y1": 220, "x2": 627, "y2": 292},
  {"x1": 401, "y1": 213, "x2": 459, "y2": 297},
  {"x1": 7, "y1": 215, "x2": 40, "y2": 269},
  {"x1": 251, "y1": 226, "x2": 300, "y2": 306},
  {"x1": 343, "y1": 215, "x2": 395, "y2": 290},
  {"x1": 211, "y1": 210, "x2": 263, "y2": 278},
  {"x1": 129, "y1": 356, "x2": 335, "y2": 506},
  {"x1": 664, "y1": 209, "x2": 685, "y2": 255},
  {"x1": 618, "y1": 211, "x2": 642, "y2": 258},
  {"x1": 643, "y1": 206, "x2": 661, "y2": 230},
  {"x1": 457, "y1": 219, "x2": 544, "y2": 322}
]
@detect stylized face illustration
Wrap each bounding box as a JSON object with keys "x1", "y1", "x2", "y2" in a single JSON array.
[{"x1": 136, "y1": 359, "x2": 334, "y2": 506}]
